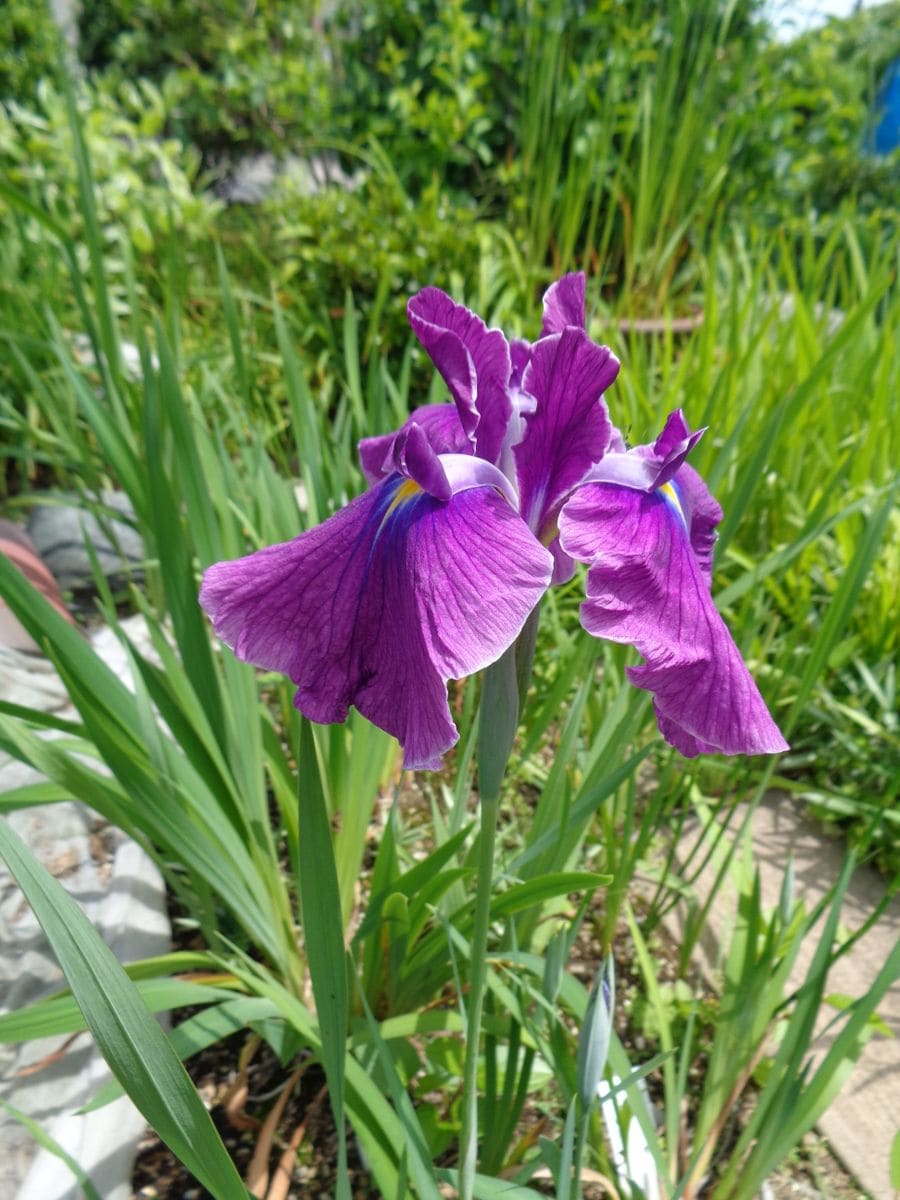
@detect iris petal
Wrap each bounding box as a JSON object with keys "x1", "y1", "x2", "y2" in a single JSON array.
[
  {"x1": 515, "y1": 328, "x2": 618, "y2": 536},
  {"x1": 407, "y1": 287, "x2": 512, "y2": 464},
  {"x1": 669, "y1": 462, "x2": 721, "y2": 587},
  {"x1": 584, "y1": 409, "x2": 706, "y2": 493},
  {"x1": 389, "y1": 422, "x2": 452, "y2": 500},
  {"x1": 559, "y1": 483, "x2": 788, "y2": 757},
  {"x1": 648, "y1": 410, "x2": 706, "y2": 485},
  {"x1": 359, "y1": 404, "x2": 469, "y2": 485},
  {"x1": 581, "y1": 411, "x2": 719, "y2": 587},
  {"x1": 541, "y1": 272, "x2": 586, "y2": 335},
  {"x1": 508, "y1": 338, "x2": 531, "y2": 389},
  {"x1": 200, "y1": 476, "x2": 552, "y2": 770}
]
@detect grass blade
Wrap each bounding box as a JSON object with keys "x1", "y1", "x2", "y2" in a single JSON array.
[
  {"x1": 0, "y1": 1099, "x2": 103, "y2": 1200},
  {"x1": 0, "y1": 819, "x2": 249, "y2": 1200},
  {"x1": 297, "y1": 718, "x2": 351, "y2": 1200}
]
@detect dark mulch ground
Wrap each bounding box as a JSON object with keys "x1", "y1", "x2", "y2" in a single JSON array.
[
  {"x1": 129, "y1": 1031, "x2": 863, "y2": 1200},
  {"x1": 131, "y1": 1036, "x2": 375, "y2": 1199}
]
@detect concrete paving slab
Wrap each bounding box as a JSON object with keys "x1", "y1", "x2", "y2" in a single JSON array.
[
  {"x1": 0, "y1": 614, "x2": 170, "y2": 1200},
  {"x1": 665, "y1": 794, "x2": 899, "y2": 1199}
]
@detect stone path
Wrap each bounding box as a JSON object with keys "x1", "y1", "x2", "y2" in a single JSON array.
[
  {"x1": 0, "y1": 616, "x2": 169, "y2": 1200},
  {"x1": 666, "y1": 794, "x2": 899, "y2": 1199}
]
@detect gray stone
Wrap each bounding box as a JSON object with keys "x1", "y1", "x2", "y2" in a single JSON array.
[
  {"x1": 771, "y1": 293, "x2": 845, "y2": 336},
  {"x1": 0, "y1": 805, "x2": 169, "y2": 1200},
  {"x1": 216, "y1": 149, "x2": 365, "y2": 205},
  {"x1": 0, "y1": 613, "x2": 170, "y2": 1200},
  {"x1": 216, "y1": 151, "x2": 278, "y2": 205},
  {"x1": 279, "y1": 151, "x2": 365, "y2": 196},
  {"x1": 663, "y1": 794, "x2": 899, "y2": 1199},
  {"x1": 27, "y1": 493, "x2": 145, "y2": 592},
  {"x1": 0, "y1": 646, "x2": 71, "y2": 713},
  {"x1": 70, "y1": 335, "x2": 157, "y2": 384}
]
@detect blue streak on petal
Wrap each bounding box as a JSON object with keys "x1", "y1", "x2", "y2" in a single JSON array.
[
  {"x1": 367, "y1": 475, "x2": 431, "y2": 566},
  {"x1": 658, "y1": 480, "x2": 688, "y2": 531},
  {"x1": 314, "y1": 478, "x2": 427, "y2": 674}
]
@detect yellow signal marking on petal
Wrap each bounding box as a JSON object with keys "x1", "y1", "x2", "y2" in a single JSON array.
[
  {"x1": 384, "y1": 478, "x2": 423, "y2": 519},
  {"x1": 659, "y1": 481, "x2": 687, "y2": 527}
]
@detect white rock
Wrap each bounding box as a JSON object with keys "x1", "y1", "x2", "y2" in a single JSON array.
[{"x1": 0, "y1": 613, "x2": 170, "y2": 1200}]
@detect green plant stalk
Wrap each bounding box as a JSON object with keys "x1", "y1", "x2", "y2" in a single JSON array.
[
  {"x1": 459, "y1": 636, "x2": 524, "y2": 1200},
  {"x1": 459, "y1": 788, "x2": 500, "y2": 1200},
  {"x1": 297, "y1": 718, "x2": 350, "y2": 1200}
]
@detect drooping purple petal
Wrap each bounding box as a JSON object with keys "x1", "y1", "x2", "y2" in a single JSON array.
[
  {"x1": 541, "y1": 272, "x2": 586, "y2": 335},
  {"x1": 514, "y1": 328, "x2": 618, "y2": 536},
  {"x1": 201, "y1": 475, "x2": 552, "y2": 770},
  {"x1": 559, "y1": 483, "x2": 788, "y2": 757},
  {"x1": 548, "y1": 537, "x2": 576, "y2": 586},
  {"x1": 578, "y1": 411, "x2": 720, "y2": 586},
  {"x1": 408, "y1": 288, "x2": 512, "y2": 464},
  {"x1": 671, "y1": 462, "x2": 721, "y2": 586},
  {"x1": 359, "y1": 404, "x2": 469, "y2": 485}
]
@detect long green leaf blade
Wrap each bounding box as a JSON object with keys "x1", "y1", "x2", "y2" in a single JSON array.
[
  {"x1": 297, "y1": 717, "x2": 351, "y2": 1200},
  {"x1": 0, "y1": 819, "x2": 249, "y2": 1200}
]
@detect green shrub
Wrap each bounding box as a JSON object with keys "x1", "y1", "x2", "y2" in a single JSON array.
[
  {"x1": 328, "y1": 0, "x2": 512, "y2": 193},
  {"x1": 78, "y1": 0, "x2": 332, "y2": 156},
  {"x1": 0, "y1": 77, "x2": 222, "y2": 254},
  {"x1": 740, "y1": 3, "x2": 900, "y2": 222},
  {"x1": 0, "y1": 0, "x2": 61, "y2": 103},
  {"x1": 243, "y1": 169, "x2": 488, "y2": 354}
]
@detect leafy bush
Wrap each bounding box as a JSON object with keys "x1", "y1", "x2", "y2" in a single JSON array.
[
  {"x1": 78, "y1": 0, "x2": 332, "y2": 156},
  {"x1": 328, "y1": 0, "x2": 512, "y2": 193},
  {"x1": 741, "y1": 2, "x2": 900, "y2": 221},
  {"x1": 0, "y1": 0, "x2": 61, "y2": 104},
  {"x1": 0, "y1": 76, "x2": 222, "y2": 433},
  {"x1": 0, "y1": 77, "x2": 222, "y2": 254},
  {"x1": 256, "y1": 170, "x2": 487, "y2": 351}
]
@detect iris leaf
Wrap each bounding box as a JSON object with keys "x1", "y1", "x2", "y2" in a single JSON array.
[
  {"x1": 0, "y1": 818, "x2": 249, "y2": 1200},
  {"x1": 297, "y1": 717, "x2": 351, "y2": 1200}
]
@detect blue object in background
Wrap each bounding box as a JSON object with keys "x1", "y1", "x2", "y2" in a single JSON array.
[{"x1": 870, "y1": 57, "x2": 900, "y2": 155}]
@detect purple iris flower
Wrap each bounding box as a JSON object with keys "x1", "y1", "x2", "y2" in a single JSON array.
[{"x1": 200, "y1": 274, "x2": 787, "y2": 769}]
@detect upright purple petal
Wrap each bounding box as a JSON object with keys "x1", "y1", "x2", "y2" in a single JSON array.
[
  {"x1": 643, "y1": 410, "x2": 706, "y2": 487},
  {"x1": 439, "y1": 453, "x2": 520, "y2": 509},
  {"x1": 548, "y1": 537, "x2": 576, "y2": 586},
  {"x1": 541, "y1": 273, "x2": 586, "y2": 335},
  {"x1": 514, "y1": 328, "x2": 618, "y2": 536},
  {"x1": 201, "y1": 476, "x2": 552, "y2": 770},
  {"x1": 359, "y1": 404, "x2": 469, "y2": 485},
  {"x1": 408, "y1": 288, "x2": 512, "y2": 464},
  {"x1": 388, "y1": 422, "x2": 451, "y2": 500},
  {"x1": 509, "y1": 339, "x2": 531, "y2": 390},
  {"x1": 559, "y1": 483, "x2": 788, "y2": 757},
  {"x1": 584, "y1": 409, "x2": 706, "y2": 493}
]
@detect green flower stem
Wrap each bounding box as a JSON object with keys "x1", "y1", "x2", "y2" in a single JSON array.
[
  {"x1": 573, "y1": 1108, "x2": 591, "y2": 1200},
  {"x1": 459, "y1": 787, "x2": 500, "y2": 1200},
  {"x1": 459, "y1": 628, "x2": 531, "y2": 1200}
]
